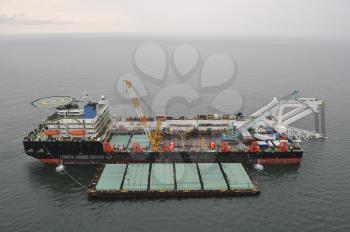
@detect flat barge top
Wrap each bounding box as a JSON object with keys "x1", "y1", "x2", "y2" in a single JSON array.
[{"x1": 88, "y1": 163, "x2": 260, "y2": 198}]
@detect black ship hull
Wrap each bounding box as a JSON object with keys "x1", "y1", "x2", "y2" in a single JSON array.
[{"x1": 23, "y1": 140, "x2": 303, "y2": 165}]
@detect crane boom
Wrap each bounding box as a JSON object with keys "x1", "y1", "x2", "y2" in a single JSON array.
[
  {"x1": 123, "y1": 80, "x2": 162, "y2": 152},
  {"x1": 123, "y1": 80, "x2": 151, "y2": 138}
]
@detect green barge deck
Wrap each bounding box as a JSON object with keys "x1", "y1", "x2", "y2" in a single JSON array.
[{"x1": 88, "y1": 163, "x2": 259, "y2": 198}]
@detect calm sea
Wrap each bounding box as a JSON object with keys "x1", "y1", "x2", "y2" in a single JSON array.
[{"x1": 0, "y1": 34, "x2": 349, "y2": 232}]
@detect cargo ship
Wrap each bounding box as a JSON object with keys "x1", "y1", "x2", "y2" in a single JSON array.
[
  {"x1": 23, "y1": 83, "x2": 326, "y2": 165},
  {"x1": 23, "y1": 80, "x2": 325, "y2": 164}
]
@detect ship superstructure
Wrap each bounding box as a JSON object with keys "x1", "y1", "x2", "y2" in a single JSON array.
[{"x1": 28, "y1": 96, "x2": 112, "y2": 142}]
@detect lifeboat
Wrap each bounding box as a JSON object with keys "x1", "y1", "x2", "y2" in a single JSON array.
[
  {"x1": 44, "y1": 129, "x2": 60, "y2": 136},
  {"x1": 69, "y1": 129, "x2": 86, "y2": 136}
]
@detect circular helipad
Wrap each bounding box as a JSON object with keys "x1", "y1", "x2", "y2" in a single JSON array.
[{"x1": 31, "y1": 96, "x2": 73, "y2": 108}]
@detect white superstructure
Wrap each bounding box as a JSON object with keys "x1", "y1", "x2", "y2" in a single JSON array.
[{"x1": 44, "y1": 96, "x2": 112, "y2": 139}]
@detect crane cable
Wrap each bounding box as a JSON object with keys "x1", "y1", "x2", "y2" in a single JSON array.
[{"x1": 41, "y1": 144, "x2": 88, "y2": 190}]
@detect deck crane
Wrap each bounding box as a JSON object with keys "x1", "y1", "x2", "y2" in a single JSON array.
[{"x1": 123, "y1": 80, "x2": 162, "y2": 152}]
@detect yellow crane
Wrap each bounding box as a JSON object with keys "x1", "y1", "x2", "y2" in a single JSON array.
[
  {"x1": 150, "y1": 119, "x2": 162, "y2": 152},
  {"x1": 123, "y1": 80, "x2": 162, "y2": 152},
  {"x1": 200, "y1": 136, "x2": 207, "y2": 151}
]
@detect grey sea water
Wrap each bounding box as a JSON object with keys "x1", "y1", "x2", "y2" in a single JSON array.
[{"x1": 0, "y1": 34, "x2": 350, "y2": 232}]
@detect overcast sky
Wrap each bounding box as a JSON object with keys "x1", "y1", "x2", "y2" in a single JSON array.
[{"x1": 0, "y1": 0, "x2": 349, "y2": 38}]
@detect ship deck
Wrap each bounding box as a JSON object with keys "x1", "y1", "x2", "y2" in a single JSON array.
[
  {"x1": 88, "y1": 163, "x2": 259, "y2": 198},
  {"x1": 109, "y1": 131, "x2": 249, "y2": 153}
]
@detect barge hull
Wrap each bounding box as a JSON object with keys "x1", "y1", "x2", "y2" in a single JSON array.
[
  {"x1": 88, "y1": 190, "x2": 260, "y2": 199},
  {"x1": 88, "y1": 163, "x2": 260, "y2": 199}
]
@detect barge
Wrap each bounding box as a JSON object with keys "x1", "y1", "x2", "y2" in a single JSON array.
[{"x1": 88, "y1": 163, "x2": 260, "y2": 198}]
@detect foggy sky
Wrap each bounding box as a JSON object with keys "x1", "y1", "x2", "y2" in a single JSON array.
[{"x1": 0, "y1": 0, "x2": 349, "y2": 38}]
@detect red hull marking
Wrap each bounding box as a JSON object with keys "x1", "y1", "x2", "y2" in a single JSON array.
[
  {"x1": 257, "y1": 158, "x2": 302, "y2": 164},
  {"x1": 39, "y1": 159, "x2": 61, "y2": 164}
]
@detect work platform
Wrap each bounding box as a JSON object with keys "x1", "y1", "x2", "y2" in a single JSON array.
[{"x1": 88, "y1": 163, "x2": 259, "y2": 198}]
